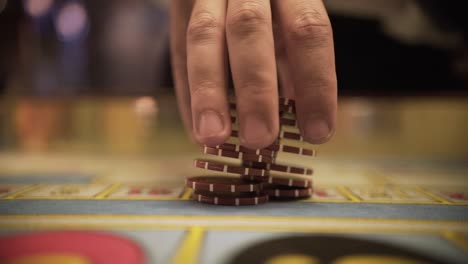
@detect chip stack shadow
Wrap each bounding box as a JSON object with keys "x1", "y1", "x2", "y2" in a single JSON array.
[{"x1": 186, "y1": 98, "x2": 316, "y2": 206}]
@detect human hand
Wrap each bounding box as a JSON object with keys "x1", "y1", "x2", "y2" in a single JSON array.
[{"x1": 170, "y1": 0, "x2": 337, "y2": 149}]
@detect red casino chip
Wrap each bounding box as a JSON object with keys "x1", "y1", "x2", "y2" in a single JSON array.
[
  {"x1": 186, "y1": 176, "x2": 262, "y2": 193},
  {"x1": 215, "y1": 143, "x2": 316, "y2": 157},
  {"x1": 231, "y1": 130, "x2": 304, "y2": 142},
  {"x1": 244, "y1": 161, "x2": 314, "y2": 176},
  {"x1": 192, "y1": 191, "x2": 269, "y2": 206},
  {"x1": 231, "y1": 115, "x2": 298, "y2": 127},
  {"x1": 229, "y1": 102, "x2": 295, "y2": 114},
  {"x1": 202, "y1": 146, "x2": 274, "y2": 163},
  {"x1": 194, "y1": 159, "x2": 270, "y2": 177},
  {"x1": 242, "y1": 175, "x2": 313, "y2": 188},
  {"x1": 263, "y1": 185, "x2": 313, "y2": 199}
]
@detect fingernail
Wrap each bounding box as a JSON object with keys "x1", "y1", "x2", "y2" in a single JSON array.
[
  {"x1": 304, "y1": 118, "x2": 331, "y2": 143},
  {"x1": 197, "y1": 110, "x2": 224, "y2": 138},
  {"x1": 242, "y1": 114, "x2": 270, "y2": 145}
]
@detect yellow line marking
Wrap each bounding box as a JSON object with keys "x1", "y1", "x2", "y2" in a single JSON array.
[
  {"x1": 302, "y1": 199, "x2": 352, "y2": 203},
  {"x1": 180, "y1": 188, "x2": 193, "y2": 200},
  {"x1": 94, "y1": 184, "x2": 121, "y2": 199},
  {"x1": 105, "y1": 197, "x2": 181, "y2": 201},
  {"x1": 3, "y1": 184, "x2": 42, "y2": 199},
  {"x1": 442, "y1": 231, "x2": 468, "y2": 251},
  {"x1": 302, "y1": 194, "x2": 444, "y2": 204},
  {"x1": 2, "y1": 224, "x2": 458, "y2": 234},
  {"x1": 394, "y1": 187, "x2": 409, "y2": 199},
  {"x1": 337, "y1": 186, "x2": 361, "y2": 202},
  {"x1": 90, "y1": 173, "x2": 112, "y2": 184},
  {"x1": 171, "y1": 227, "x2": 204, "y2": 264},
  {"x1": 0, "y1": 218, "x2": 465, "y2": 234},
  {"x1": 1, "y1": 219, "x2": 466, "y2": 234},
  {"x1": 0, "y1": 183, "x2": 464, "y2": 205},
  {"x1": 416, "y1": 187, "x2": 451, "y2": 204},
  {"x1": 0, "y1": 215, "x2": 466, "y2": 234}
]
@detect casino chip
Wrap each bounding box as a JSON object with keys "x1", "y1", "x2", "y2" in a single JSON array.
[
  {"x1": 186, "y1": 176, "x2": 262, "y2": 193},
  {"x1": 231, "y1": 115, "x2": 298, "y2": 127},
  {"x1": 192, "y1": 191, "x2": 269, "y2": 206},
  {"x1": 244, "y1": 161, "x2": 313, "y2": 175},
  {"x1": 229, "y1": 102, "x2": 295, "y2": 114},
  {"x1": 214, "y1": 142, "x2": 316, "y2": 157},
  {"x1": 262, "y1": 185, "x2": 313, "y2": 199},
  {"x1": 194, "y1": 159, "x2": 271, "y2": 177},
  {"x1": 243, "y1": 175, "x2": 313, "y2": 188},
  {"x1": 202, "y1": 146, "x2": 274, "y2": 163},
  {"x1": 188, "y1": 98, "x2": 315, "y2": 206},
  {"x1": 231, "y1": 130, "x2": 305, "y2": 142}
]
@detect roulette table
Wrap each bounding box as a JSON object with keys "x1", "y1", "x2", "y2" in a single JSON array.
[{"x1": 0, "y1": 96, "x2": 467, "y2": 264}]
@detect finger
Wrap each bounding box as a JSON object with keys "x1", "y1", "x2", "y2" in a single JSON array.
[
  {"x1": 226, "y1": 0, "x2": 279, "y2": 149},
  {"x1": 187, "y1": 0, "x2": 230, "y2": 146},
  {"x1": 274, "y1": 0, "x2": 337, "y2": 144},
  {"x1": 170, "y1": 0, "x2": 194, "y2": 137},
  {"x1": 273, "y1": 21, "x2": 295, "y2": 99},
  {"x1": 278, "y1": 58, "x2": 295, "y2": 99}
]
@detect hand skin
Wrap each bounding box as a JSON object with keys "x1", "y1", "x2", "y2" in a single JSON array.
[{"x1": 170, "y1": 0, "x2": 337, "y2": 149}]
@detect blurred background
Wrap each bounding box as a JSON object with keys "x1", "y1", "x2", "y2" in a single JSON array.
[
  {"x1": 1, "y1": 0, "x2": 467, "y2": 95},
  {"x1": 0, "y1": 0, "x2": 467, "y2": 171}
]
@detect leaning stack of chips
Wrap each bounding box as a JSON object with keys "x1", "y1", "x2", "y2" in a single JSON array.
[{"x1": 186, "y1": 98, "x2": 316, "y2": 206}]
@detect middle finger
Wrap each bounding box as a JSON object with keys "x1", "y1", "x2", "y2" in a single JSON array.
[{"x1": 226, "y1": 0, "x2": 279, "y2": 149}]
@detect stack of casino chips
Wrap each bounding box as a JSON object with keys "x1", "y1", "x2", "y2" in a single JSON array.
[{"x1": 187, "y1": 98, "x2": 315, "y2": 206}]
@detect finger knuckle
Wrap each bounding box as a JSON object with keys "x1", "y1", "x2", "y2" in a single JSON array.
[
  {"x1": 289, "y1": 11, "x2": 332, "y2": 48},
  {"x1": 304, "y1": 76, "x2": 337, "y2": 96},
  {"x1": 227, "y1": 2, "x2": 268, "y2": 37},
  {"x1": 239, "y1": 82, "x2": 274, "y2": 97},
  {"x1": 187, "y1": 12, "x2": 223, "y2": 44},
  {"x1": 191, "y1": 80, "x2": 219, "y2": 97}
]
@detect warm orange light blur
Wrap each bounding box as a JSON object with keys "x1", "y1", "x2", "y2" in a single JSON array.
[
  {"x1": 14, "y1": 99, "x2": 66, "y2": 151},
  {"x1": 134, "y1": 96, "x2": 158, "y2": 116}
]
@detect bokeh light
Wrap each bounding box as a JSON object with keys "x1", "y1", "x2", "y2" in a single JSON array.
[
  {"x1": 55, "y1": 2, "x2": 88, "y2": 41},
  {"x1": 23, "y1": 0, "x2": 53, "y2": 17},
  {"x1": 134, "y1": 96, "x2": 158, "y2": 116}
]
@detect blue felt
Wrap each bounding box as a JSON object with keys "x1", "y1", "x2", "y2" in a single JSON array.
[{"x1": 0, "y1": 200, "x2": 467, "y2": 221}]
